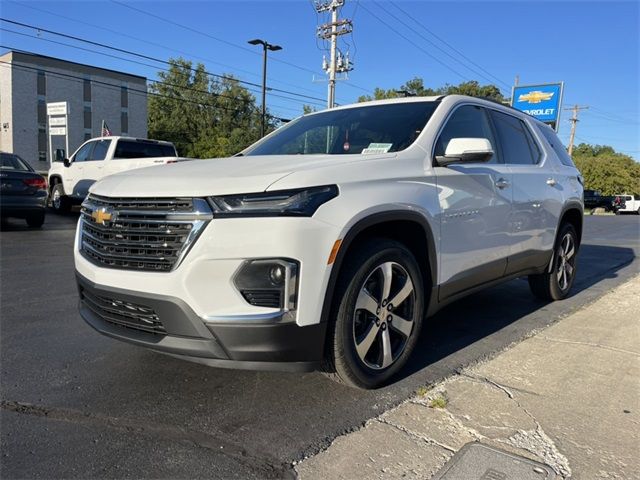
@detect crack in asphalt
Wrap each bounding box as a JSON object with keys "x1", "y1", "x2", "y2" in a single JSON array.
[
  {"x1": 1, "y1": 400, "x2": 295, "y2": 480},
  {"x1": 534, "y1": 336, "x2": 640, "y2": 357}
]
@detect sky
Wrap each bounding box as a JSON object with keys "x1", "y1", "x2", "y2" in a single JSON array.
[{"x1": 1, "y1": 0, "x2": 638, "y2": 159}]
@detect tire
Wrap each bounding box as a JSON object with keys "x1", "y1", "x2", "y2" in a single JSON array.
[
  {"x1": 637, "y1": 207, "x2": 640, "y2": 215},
  {"x1": 50, "y1": 182, "x2": 70, "y2": 213},
  {"x1": 323, "y1": 238, "x2": 425, "y2": 389},
  {"x1": 528, "y1": 223, "x2": 578, "y2": 301},
  {"x1": 26, "y1": 212, "x2": 45, "y2": 228}
]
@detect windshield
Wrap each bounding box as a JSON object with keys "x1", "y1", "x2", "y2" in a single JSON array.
[
  {"x1": 245, "y1": 101, "x2": 439, "y2": 156},
  {"x1": 0, "y1": 153, "x2": 32, "y2": 171}
]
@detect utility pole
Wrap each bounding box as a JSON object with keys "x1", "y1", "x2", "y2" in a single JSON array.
[
  {"x1": 564, "y1": 105, "x2": 589, "y2": 156},
  {"x1": 248, "y1": 39, "x2": 282, "y2": 137},
  {"x1": 315, "y1": 0, "x2": 353, "y2": 108}
]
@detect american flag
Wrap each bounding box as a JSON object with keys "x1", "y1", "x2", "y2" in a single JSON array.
[{"x1": 101, "y1": 120, "x2": 112, "y2": 137}]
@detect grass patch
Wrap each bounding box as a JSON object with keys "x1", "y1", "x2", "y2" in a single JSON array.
[
  {"x1": 416, "y1": 386, "x2": 429, "y2": 397},
  {"x1": 429, "y1": 395, "x2": 448, "y2": 409}
]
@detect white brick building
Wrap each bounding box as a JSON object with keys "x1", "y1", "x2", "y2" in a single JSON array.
[{"x1": 0, "y1": 51, "x2": 147, "y2": 171}]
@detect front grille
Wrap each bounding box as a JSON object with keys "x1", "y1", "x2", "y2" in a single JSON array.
[
  {"x1": 80, "y1": 286, "x2": 166, "y2": 334},
  {"x1": 80, "y1": 195, "x2": 212, "y2": 272}
]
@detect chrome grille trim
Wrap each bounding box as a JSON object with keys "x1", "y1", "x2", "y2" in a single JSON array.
[{"x1": 80, "y1": 195, "x2": 212, "y2": 272}]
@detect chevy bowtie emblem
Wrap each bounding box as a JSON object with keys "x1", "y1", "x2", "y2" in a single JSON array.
[
  {"x1": 518, "y1": 91, "x2": 554, "y2": 104},
  {"x1": 91, "y1": 208, "x2": 113, "y2": 225}
]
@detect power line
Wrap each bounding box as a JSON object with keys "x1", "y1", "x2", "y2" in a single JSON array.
[
  {"x1": 0, "y1": 35, "x2": 317, "y2": 117},
  {"x1": 6, "y1": 0, "x2": 330, "y2": 99},
  {"x1": 358, "y1": 2, "x2": 469, "y2": 83},
  {"x1": 108, "y1": 0, "x2": 323, "y2": 78},
  {"x1": 0, "y1": 58, "x2": 291, "y2": 122},
  {"x1": 0, "y1": 17, "x2": 328, "y2": 105},
  {"x1": 107, "y1": 0, "x2": 374, "y2": 98},
  {"x1": 388, "y1": 1, "x2": 511, "y2": 91}
]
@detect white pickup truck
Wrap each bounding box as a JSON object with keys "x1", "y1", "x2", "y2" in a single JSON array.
[
  {"x1": 48, "y1": 136, "x2": 183, "y2": 212},
  {"x1": 615, "y1": 194, "x2": 640, "y2": 214}
]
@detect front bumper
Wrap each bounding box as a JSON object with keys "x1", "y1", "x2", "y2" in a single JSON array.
[{"x1": 77, "y1": 273, "x2": 326, "y2": 371}]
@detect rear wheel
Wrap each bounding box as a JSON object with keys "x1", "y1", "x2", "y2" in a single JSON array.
[
  {"x1": 528, "y1": 223, "x2": 578, "y2": 301},
  {"x1": 26, "y1": 212, "x2": 45, "y2": 228},
  {"x1": 324, "y1": 239, "x2": 425, "y2": 389},
  {"x1": 50, "y1": 182, "x2": 70, "y2": 213}
]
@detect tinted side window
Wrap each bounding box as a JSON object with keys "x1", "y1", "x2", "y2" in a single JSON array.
[
  {"x1": 435, "y1": 105, "x2": 499, "y2": 163},
  {"x1": 537, "y1": 125, "x2": 575, "y2": 167},
  {"x1": 89, "y1": 140, "x2": 111, "y2": 161},
  {"x1": 490, "y1": 111, "x2": 538, "y2": 165},
  {"x1": 114, "y1": 140, "x2": 176, "y2": 159},
  {"x1": 73, "y1": 142, "x2": 94, "y2": 163}
]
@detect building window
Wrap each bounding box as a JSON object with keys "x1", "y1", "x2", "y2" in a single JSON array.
[
  {"x1": 84, "y1": 131, "x2": 92, "y2": 141},
  {"x1": 38, "y1": 127, "x2": 47, "y2": 162},
  {"x1": 121, "y1": 110, "x2": 128, "y2": 134},
  {"x1": 84, "y1": 105, "x2": 92, "y2": 130},
  {"x1": 37, "y1": 70, "x2": 46, "y2": 96},
  {"x1": 121, "y1": 85, "x2": 128, "y2": 108},
  {"x1": 83, "y1": 78, "x2": 91, "y2": 102},
  {"x1": 37, "y1": 99, "x2": 47, "y2": 125}
]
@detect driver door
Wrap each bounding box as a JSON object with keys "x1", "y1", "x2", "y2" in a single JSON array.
[
  {"x1": 63, "y1": 140, "x2": 94, "y2": 198},
  {"x1": 433, "y1": 104, "x2": 513, "y2": 300}
]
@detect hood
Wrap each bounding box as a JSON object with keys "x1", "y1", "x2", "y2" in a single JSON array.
[{"x1": 89, "y1": 153, "x2": 395, "y2": 197}]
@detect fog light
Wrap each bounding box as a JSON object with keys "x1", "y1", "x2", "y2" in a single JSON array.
[
  {"x1": 233, "y1": 259, "x2": 299, "y2": 312},
  {"x1": 269, "y1": 265, "x2": 285, "y2": 286}
]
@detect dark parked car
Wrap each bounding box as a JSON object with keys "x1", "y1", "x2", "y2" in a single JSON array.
[
  {"x1": 0, "y1": 152, "x2": 47, "y2": 228},
  {"x1": 583, "y1": 189, "x2": 615, "y2": 211}
]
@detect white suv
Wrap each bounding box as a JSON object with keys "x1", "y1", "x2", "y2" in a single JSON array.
[{"x1": 74, "y1": 95, "x2": 583, "y2": 388}]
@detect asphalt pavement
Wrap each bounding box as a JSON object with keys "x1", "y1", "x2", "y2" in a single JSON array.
[{"x1": 1, "y1": 212, "x2": 638, "y2": 479}]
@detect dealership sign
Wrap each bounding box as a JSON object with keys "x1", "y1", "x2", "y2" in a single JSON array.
[{"x1": 511, "y1": 83, "x2": 564, "y2": 131}]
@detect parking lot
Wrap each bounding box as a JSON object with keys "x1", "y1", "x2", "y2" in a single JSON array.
[{"x1": 1, "y1": 212, "x2": 638, "y2": 479}]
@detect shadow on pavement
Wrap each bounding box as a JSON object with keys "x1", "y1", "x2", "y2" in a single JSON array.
[{"x1": 399, "y1": 243, "x2": 636, "y2": 380}]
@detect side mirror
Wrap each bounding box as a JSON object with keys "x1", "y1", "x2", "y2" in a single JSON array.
[
  {"x1": 435, "y1": 138, "x2": 494, "y2": 167},
  {"x1": 54, "y1": 149, "x2": 66, "y2": 162},
  {"x1": 63, "y1": 158, "x2": 71, "y2": 168}
]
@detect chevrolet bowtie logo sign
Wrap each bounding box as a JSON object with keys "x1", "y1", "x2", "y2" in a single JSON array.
[
  {"x1": 518, "y1": 91, "x2": 555, "y2": 104},
  {"x1": 91, "y1": 208, "x2": 113, "y2": 225}
]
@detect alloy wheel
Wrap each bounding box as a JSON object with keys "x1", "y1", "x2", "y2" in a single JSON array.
[
  {"x1": 352, "y1": 261, "x2": 416, "y2": 370},
  {"x1": 556, "y1": 232, "x2": 576, "y2": 291}
]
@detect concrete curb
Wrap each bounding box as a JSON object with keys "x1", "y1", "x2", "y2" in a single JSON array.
[{"x1": 295, "y1": 275, "x2": 640, "y2": 480}]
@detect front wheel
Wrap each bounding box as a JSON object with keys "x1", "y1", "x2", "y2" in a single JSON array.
[
  {"x1": 50, "y1": 183, "x2": 71, "y2": 213},
  {"x1": 324, "y1": 239, "x2": 425, "y2": 389},
  {"x1": 528, "y1": 223, "x2": 578, "y2": 301}
]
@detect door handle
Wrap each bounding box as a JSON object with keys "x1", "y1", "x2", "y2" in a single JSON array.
[
  {"x1": 495, "y1": 178, "x2": 510, "y2": 189},
  {"x1": 546, "y1": 177, "x2": 557, "y2": 186}
]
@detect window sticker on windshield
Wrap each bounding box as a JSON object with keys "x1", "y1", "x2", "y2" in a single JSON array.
[{"x1": 362, "y1": 143, "x2": 393, "y2": 154}]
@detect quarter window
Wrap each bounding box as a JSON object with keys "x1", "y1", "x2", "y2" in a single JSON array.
[
  {"x1": 489, "y1": 110, "x2": 539, "y2": 165},
  {"x1": 435, "y1": 105, "x2": 499, "y2": 163},
  {"x1": 538, "y1": 125, "x2": 575, "y2": 167}
]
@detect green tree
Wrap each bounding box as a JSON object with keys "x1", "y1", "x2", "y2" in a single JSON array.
[
  {"x1": 358, "y1": 78, "x2": 505, "y2": 103},
  {"x1": 148, "y1": 58, "x2": 265, "y2": 158},
  {"x1": 572, "y1": 143, "x2": 640, "y2": 195}
]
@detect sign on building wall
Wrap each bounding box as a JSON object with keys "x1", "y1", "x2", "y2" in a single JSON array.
[{"x1": 511, "y1": 83, "x2": 564, "y2": 131}]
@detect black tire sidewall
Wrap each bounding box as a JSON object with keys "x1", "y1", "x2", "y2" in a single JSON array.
[
  {"x1": 549, "y1": 223, "x2": 578, "y2": 300},
  {"x1": 333, "y1": 240, "x2": 425, "y2": 388}
]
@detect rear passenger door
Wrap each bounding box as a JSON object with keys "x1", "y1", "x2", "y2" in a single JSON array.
[
  {"x1": 434, "y1": 104, "x2": 513, "y2": 299},
  {"x1": 488, "y1": 110, "x2": 563, "y2": 274}
]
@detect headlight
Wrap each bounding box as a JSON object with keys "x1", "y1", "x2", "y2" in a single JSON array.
[{"x1": 209, "y1": 185, "x2": 338, "y2": 217}]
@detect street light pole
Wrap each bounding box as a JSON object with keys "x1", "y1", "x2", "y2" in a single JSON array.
[{"x1": 248, "y1": 39, "x2": 282, "y2": 138}]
